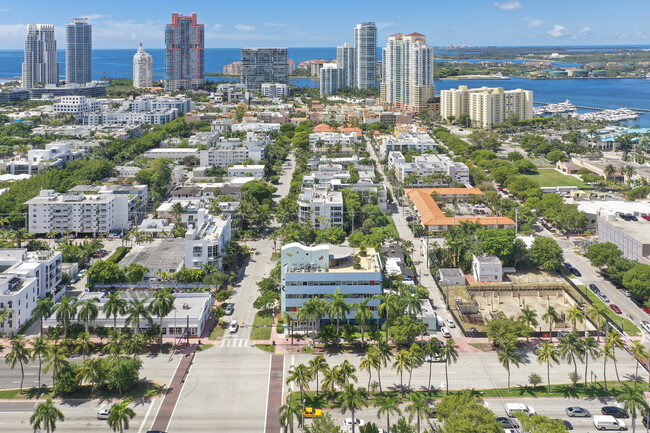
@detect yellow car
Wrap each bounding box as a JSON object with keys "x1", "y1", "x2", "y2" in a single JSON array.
[{"x1": 303, "y1": 407, "x2": 323, "y2": 418}]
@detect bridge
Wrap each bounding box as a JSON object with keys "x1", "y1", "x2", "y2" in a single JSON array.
[{"x1": 534, "y1": 101, "x2": 650, "y2": 113}]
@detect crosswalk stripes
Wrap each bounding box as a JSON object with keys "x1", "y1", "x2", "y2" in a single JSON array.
[{"x1": 218, "y1": 338, "x2": 250, "y2": 347}]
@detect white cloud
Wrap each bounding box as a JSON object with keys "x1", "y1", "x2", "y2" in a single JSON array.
[
  {"x1": 91, "y1": 19, "x2": 161, "y2": 48},
  {"x1": 491, "y1": 1, "x2": 523, "y2": 10},
  {"x1": 0, "y1": 8, "x2": 10, "y2": 12},
  {"x1": 580, "y1": 26, "x2": 592, "y2": 34},
  {"x1": 263, "y1": 23, "x2": 285, "y2": 27},
  {"x1": 83, "y1": 14, "x2": 108, "y2": 21},
  {"x1": 548, "y1": 24, "x2": 569, "y2": 38},
  {"x1": 523, "y1": 18, "x2": 545, "y2": 28},
  {"x1": 376, "y1": 22, "x2": 396, "y2": 30},
  {"x1": 634, "y1": 30, "x2": 649, "y2": 39},
  {"x1": 0, "y1": 24, "x2": 27, "y2": 41},
  {"x1": 211, "y1": 24, "x2": 223, "y2": 31},
  {"x1": 234, "y1": 24, "x2": 255, "y2": 32}
]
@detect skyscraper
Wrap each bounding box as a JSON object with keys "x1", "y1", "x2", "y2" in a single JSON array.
[
  {"x1": 22, "y1": 24, "x2": 59, "y2": 89},
  {"x1": 381, "y1": 33, "x2": 435, "y2": 110},
  {"x1": 66, "y1": 18, "x2": 92, "y2": 84},
  {"x1": 133, "y1": 43, "x2": 153, "y2": 88},
  {"x1": 336, "y1": 42, "x2": 355, "y2": 88},
  {"x1": 241, "y1": 48, "x2": 289, "y2": 91},
  {"x1": 320, "y1": 63, "x2": 343, "y2": 96},
  {"x1": 353, "y1": 22, "x2": 377, "y2": 89},
  {"x1": 164, "y1": 13, "x2": 204, "y2": 91}
]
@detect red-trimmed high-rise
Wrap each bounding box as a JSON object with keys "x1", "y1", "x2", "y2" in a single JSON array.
[{"x1": 164, "y1": 13, "x2": 204, "y2": 91}]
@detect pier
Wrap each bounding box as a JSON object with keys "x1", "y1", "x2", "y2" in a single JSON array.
[{"x1": 534, "y1": 101, "x2": 650, "y2": 113}]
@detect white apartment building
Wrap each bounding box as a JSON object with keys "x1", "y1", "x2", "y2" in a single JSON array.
[
  {"x1": 1, "y1": 141, "x2": 87, "y2": 175},
  {"x1": 388, "y1": 152, "x2": 470, "y2": 185},
  {"x1": 0, "y1": 248, "x2": 63, "y2": 333},
  {"x1": 199, "y1": 141, "x2": 266, "y2": 168},
  {"x1": 26, "y1": 189, "x2": 131, "y2": 235},
  {"x1": 381, "y1": 32, "x2": 434, "y2": 110},
  {"x1": 133, "y1": 43, "x2": 153, "y2": 88},
  {"x1": 84, "y1": 108, "x2": 179, "y2": 126},
  {"x1": 379, "y1": 132, "x2": 438, "y2": 157},
  {"x1": 298, "y1": 186, "x2": 344, "y2": 230},
  {"x1": 471, "y1": 255, "x2": 503, "y2": 282},
  {"x1": 309, "y1": 132, "x2": 359, "y2": 150},
  {"x1": 68, "y1": 184, "x2": 148, "y2": 226},
  {"x1": 143, "y1": 148, "x2": 200, "y2": 161},
  {"x1": 440, "y1": 86, "x2": 533, "y2": 128},
  {"x1": 227, "y1": 165, "x2": 265, "y2": 179},
  {"x1": 53, "y1": 96, "x2": 101, "y2": 114},
  {"x1": 185, "y1": 214, "x2": 232, "y2": 270},
  {"x1": 280, "y1": 243, "x2": 382, "y2": 329},
  {"x1": 188, "y1": 132, "x2": 221, "y2": 147},
  {"x1": 261, "y1": 83, "x2": 289, "y2": 98},
  {"x1": 320, "y1": 63, "x2": 343, "y2": 96},
  {"x1": 123, "y1": 96, "x2": 194, "y2": 113},
  {"x1": 231, "y1": 122, "x2": 281, "y2": 133}
]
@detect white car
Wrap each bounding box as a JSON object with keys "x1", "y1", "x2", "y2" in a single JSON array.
[
  {"x1": 343, "y1": 418, "x2": 366, "y2": 429},
  {"x1": 224, "y1": 304, "x2": 234, "y2": 315},
  {"x1": 441, "y1": 327, "x2": 452, "y2": 338},
  {"x1": 641, "y1": 321, "x2": 650, "y2": 333},
  {"x1": 228, "y1": 320, "x2": 238, "y2": 333},
  {"x1": 97, "y1": 409, "x2": 110, "y2": 420},
  {"x1": 445, "y1": 318, "x2": 456, "y2": 328}
]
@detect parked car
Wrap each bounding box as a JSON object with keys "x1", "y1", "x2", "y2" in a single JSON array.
[
  {"x1": 97, "y1": 409, "x2": 110, "y2": 420},
  {"x1": 620, "y1": 288, "x2": 631, "y2": 297},
  {"x1": 441, "y1": 327, "x2": 452, "y2": 338},
  {"x1": 427, "y1": 401, "x2": 437, "y2": 418},
  {"x1": 609, "y1": 304, "x2": 622, "y2": 314},
  {"x1": 642, "y1": 215, "x2": 650, "y2": 221},
  {"x1": 557, "y1": 419, "x2": 573, "y2": 430},
  {"x1": 343, "y1": 418, "x2": 366, "y2": 428},
  {"x1": 303, "y1": 407, "x2": 323, "y2": 418},
  {"x1": 406, "y1": 216, "x2": 414, "y2": 222},
  {"x1": 601, "y1": 406, "x2": 628, "y2": 418},
  {"x1": 228, "y1": 320, "x2": 238, "y2": 334},
  {"x1": 445, "y1": 318, "x2": 455, "y2": 328},
  {"x1": 589, "y1": 283, "x2": 600, "y2": 292},
  {"x1": 224, "y1": 304, "x2": 234, "y2": 315},
  {"x1": 496, "y1": 417, "x2": 518, "y2": 429},
  {"x1": 598, "y1": 292, "x2": 610, "y2": 302},
  {"x1": 468, "y1": 327, "x2": 479, "y2": 335},
  {"x1": 566, "y1": 406, "x2": 591, "y2": 417},
  {"x1": 641, "y1": 321, "x2": 650, "y2": 333}
]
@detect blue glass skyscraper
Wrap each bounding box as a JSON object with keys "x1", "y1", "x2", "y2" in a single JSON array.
[{"x1": 66, "y1": 18, "x2": 92, "y2": 84}]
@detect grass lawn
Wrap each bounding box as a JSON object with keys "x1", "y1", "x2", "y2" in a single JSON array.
[
  {"x1": 210, "y1": 320, "x2": 228, "y2": 340},
  {"x1": 579, "y1": 285, "x2": 640, "y2": 336},
  {"x1": 254, "y1": 344, "x2": 275, "y2": 353},
  {"x1": 524, "y1": 168, "x2": 588, "y2": 188},
  {"x1": 250, "y1": 312, "x2": 273, "y2": 340},
  {"x1": 0, "y1": 382, "x2": 163, "y2": 400}
]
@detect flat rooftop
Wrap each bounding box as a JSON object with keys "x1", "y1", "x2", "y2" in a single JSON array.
[
  {"x1": 121, "y1": 239, "x2": 185, "y2": 271},
  {"x1": 575, "y1": 199, "x2": 650, "y2": 215}
]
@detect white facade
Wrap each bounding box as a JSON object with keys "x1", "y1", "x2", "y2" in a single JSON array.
[
  {"x1": 337, "y1": 42, "x2": 355, "y2": 88},
  {"x1": 388, "y1": 152, "x2": 470, "y2": 185},
  {"x1": 280, "y1": 243, "x2": 383, "y2": 328},
  {"x1": 53, "y1": 96, "x2": 100, "y2": 114},
  {"x1": 261, "y1": 83, "x2": 289, "y2": 98},
  {"x1": 440, "y1": 86, "x2": 533, "y2": 128},
  {"x1": 124, "y1": 96, "x2": 194, "y2": 113},
  {"x1": 26, "y1": 189, "x2": 131, "y2": 235},
  {"x1": 188, "y1": 132, "x2": 221, "y2": 147},
  {"x1": 2, "y1": 141, "x2": 86, "y2": 175},
  {"x1": 84, "y1": 108, "x2": 178, "y2": 126},
  {"x1": 379, "y1": 133, "x2": 438, "y2": 157},
  {"x1": 231, "y1": 122, "x2": 281, "y2": 133},
  {"x1": 133, "y1": 43, "x2": 153, "y2": 88},
  {"x1": 227, "y1": 165, "x2": 265, "y2": 179},
  {"x1": 320, "y1": 63, "x2": 343, "y2": 96},
  {"x1": 471, "y1": 254, "x2": 503, "y2": 282},
  {"x1": 22, "y1": 24, "x2": 59, "y2": 89},
  {"x1": 381, "y1": 33, "x2": 434, "y2": 109},
  {"x1": 185, "y1": 214, "x2": 232, "y2": 270},
  {"x1": 199, "y1": 141, "x2": 266, "y2": 167},
  {"x1": 142, "y1": 148, "x2": 199, "y2": 161},
  {"x1": 298, "y1": 186, "x2": 344, "y2": 230},
  {"x1": 354, "y1": 22, "x2": 377, "y2": 90},
  {"x1": 309, "y1": 132, "x2": 359, "y2": 150},
  {"x1": 0, "y1": 248, "x2": 63, "y2": 333}
]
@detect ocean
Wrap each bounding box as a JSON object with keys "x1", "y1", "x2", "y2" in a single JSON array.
[{"x1": 2, "y1": 48, "x2": 650, "y2": 127}]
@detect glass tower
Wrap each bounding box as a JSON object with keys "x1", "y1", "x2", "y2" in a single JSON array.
[
  {"x1": 22, "y1": 24, "x2": 59, "y2": 89},
  {"x1": 66, "y1": 18, "x2": 92, "y2": 84},
  {"x1": 354, "y1": 22, "x2": 377, "y2": 89}
]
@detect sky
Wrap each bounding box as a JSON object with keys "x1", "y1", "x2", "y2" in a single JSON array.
[{"x1": 0, "y1": 0, "x2": 649, "y2": 49}]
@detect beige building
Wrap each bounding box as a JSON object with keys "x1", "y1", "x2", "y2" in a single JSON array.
[{"x1": 441, "y1": 86, "x2": 533, "y2": 128}]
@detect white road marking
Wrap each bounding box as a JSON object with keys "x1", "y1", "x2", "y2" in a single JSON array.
[
  {"x1": 137, "y1": 400, "x2": 155, "y2": 433},
  {"x1": 263, "y1": 354, "x2": 272, "y2": 433}
]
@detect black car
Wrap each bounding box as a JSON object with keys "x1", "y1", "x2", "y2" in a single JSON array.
[
  {"x1": 556, "y1": 419, "x2": 573, "y2": 430},
  {"x1": 643, "y1": 413, "x2": 650, "y2": 428},
  {"x1": 427, "y1": 401, "x2": 437, "y2": 418},
  {"x1": 468, "y1": 327, "x2": 478, "y2": 335},
  {"x1": 496, "y1": 417, "x2": 518, "y2": 429},
  {"x1": 601, "y1": 406, "x2": 628, "y2": 418},
  {"x1": 572, "y1": 268, "x2": 582, "y2": 277},
  {"x1": 589, "y1": 283, "x2": 600, "y2": 292}
]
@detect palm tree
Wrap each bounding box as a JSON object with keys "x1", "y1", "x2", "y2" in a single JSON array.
[
  {"x1": 536, "y1": 342, "x2": 559, "y2": 393},
  {"x1": 405, "y1": 392, "x2": 430, "y2": 433},
  {"x1": 297, "y1": 297, "x2": 321, "y2": 336},
  {"x1": 498, "y1": 343, "x2": 522, "y2": 392},
  {"x1": 77, "y1": 298, "x2": 100, "y2": 334},
  {"x1": 606, "y1": 331, "x2": 624, "y2": 383},
  {"x1": 566, "y1": 306, "x2": 585, "y2": 333},
  {"x1": 33, "y1": 298, "x2": 54, "y2": 335},
  {"x1": 55, "y1": 296, "x2": 77, "y2": 337},
  {"x1": 326, "y1": 287, "x2": 350, "y2": 346},
  {"x1": 76, "y1": 357, "x2": 103, "y2": 395},
  {"x1": 170, "y1": 202, "x2": 185, "y2": 222},
  {"x1": 104, "y1": 292, "x2": 127, "y2": 330},
  {"x1": 407, "y1": 343, "x2": 423, "y2": 391},
  {"x1": 601, "y1": 342, "x2": 616, "y2": 392},
  {"x1": 107, "y1": 398, "x2": 136, "y2": 433},
  {"x1": 587, "y1": 304, "x2": 609, "y2": 342},
  {"x1": 321, "y1": 366, "x2": 338, "y2": 400},
  {"x1": 279, "y1": 399, "x2": 302, "y2": 433},
  {"x1": 122, "y1": 332, "x2": 147, "y2": 359},
  {"x1": 104, "y1": 330, "x2": 123, "y2": 357},
  {"x1": 542, "y1": 306, "x2": 560, "y2": 343},
  {"x1": 74, "y1": 332, "x2": 95, "y2": 360},
  {"x1": 557, "y1": 333, "x2": 584, "y2": 391},
  {"x1": 374, "y1": 293, "x2": 400, "y2": 343},
  {"x1": 125, "y1": 299, "x2": 152, "y2": 334},
  {"x1": 441, "y1": 339, "x2": 459, "y2": 395},
  {"x1": 376, "y1": 394, "x2": 401, "y2": 433},
  {"x1": 617, "y1": 384, "x2": 649, "y2": 433},
  {"x1": 5, "y1": 336, "x2": 30, "y2": 393},
  {"x1": 401, "y1": 294, "x2": 422, "y2": 319},
  {"x1": 308, "y1": 355, "x2": 329, "y2": 396},
  {"x1": 359, "y1": 355, "x2": 376, "y2": 390},
  {"x1": 519, "y1": 306, "x2": 538, "y2": 343},
  {"x1": 286, "y1": 363, "x2": 312, "y2": 400},
  {"x1": 281, "y1": 312, "x2": 296, "y2": 345},
  {"x1": 31, "y1": 335, "x2": 49, "y2": 389},
  {"x1": 604, "y1": 164, "x2": 617, "y2": 180},
  {"x1": 371, "y1": 341, "x2": 392, "y2": 394},
  {"x1": 338, "y1": 384, "x2": 368, "y2": 433},
  {"x1": 30, "y1": 397, "x2": 64, "y2": 433},
  {"x1": 149, "y1": 288, "x2": 174, "y2": 350},
  {"x1": 393, "y1": 349, "x2": 412, "y2": 393},
  {"x1": 422, "y1": 338, "x2": 442, "y2": 391},
  {"x1": 582, "y1": 336, "x2": 600, "y2": 387},
  {"x1": 335, "y1": 360, "x2": 358, "y2": 388},
  {"x1": 629, "y1": 342, "x2": 649, "y2": 383},
  {"x1": 355, "y1": 299, "x2": 373, "y2": 349},
  {"x1": 43, "y1": 345, "x2": 69, "y2": 388}
]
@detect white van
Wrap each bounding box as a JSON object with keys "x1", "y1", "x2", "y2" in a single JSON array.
[
  {"x1": 593, "y1": 415, "x2": 625, "y2": 431},
  {"x1": 505, "y1": 403, "x2": 536, "y2": 417}
]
